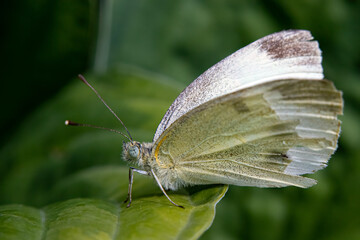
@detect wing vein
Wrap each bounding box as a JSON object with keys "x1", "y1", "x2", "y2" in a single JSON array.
[{"x1": 179, "y1": 158, "x2": 288, "y2": 171}]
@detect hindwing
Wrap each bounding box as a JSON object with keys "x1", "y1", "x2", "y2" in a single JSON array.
[{"x1": 152, "y1": 79, "x2": 343, "y2": 189}]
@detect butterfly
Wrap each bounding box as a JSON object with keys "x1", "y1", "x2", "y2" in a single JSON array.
[{"x1": 68, "y1": 30, "x2": 343, "y2": 208}]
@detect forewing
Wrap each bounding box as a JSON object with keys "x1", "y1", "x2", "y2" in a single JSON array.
[
  {"x1": 154, "y1": 30, "x2": 323, "y2": 142},
  {"x1": 153, "y1": 79, "x2": 343, "y2": 188}
]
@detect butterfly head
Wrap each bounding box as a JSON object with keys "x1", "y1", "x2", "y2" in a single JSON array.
[{"x1": 123, "y1": 141, "x2": 142, "y2": 163}]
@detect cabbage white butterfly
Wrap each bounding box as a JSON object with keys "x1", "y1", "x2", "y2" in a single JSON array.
[{"x1": 67, "y1": 30, "x2": 343, "y2": 208}]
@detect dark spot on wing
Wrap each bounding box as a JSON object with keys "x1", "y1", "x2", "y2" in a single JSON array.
[
  {"x1": 280, "y1": 153, "x2": 293, "y2": 165},
  {"x1": 259, "y1": 30, "x2": 320, "y2": 60},
  {"x1": 233, "y1": 99, "x2": 250, "y2": 113}
]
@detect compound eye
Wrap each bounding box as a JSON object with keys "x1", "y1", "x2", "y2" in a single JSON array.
[{"x1": 128, "y1": 145, "x2": 140, "y2": 159}]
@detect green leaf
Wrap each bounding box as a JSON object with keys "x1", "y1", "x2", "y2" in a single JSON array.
[
  {"x1": 0, "y1": 69, "x2": 227, "y2": 239},
  {"x1": 0, "y1": 205, "x2": 42, "y2": 240},
  {"x1": 0, "y1": 182, "x2": 227, "y2": 240}
]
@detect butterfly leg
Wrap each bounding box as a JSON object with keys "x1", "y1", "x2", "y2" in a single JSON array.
[
  {"x1": 124, "y1": 167, "x2": 149, "y2": 208},
  {"x1": 151, "y1": 169, "x2": 184, "y2": 209}
]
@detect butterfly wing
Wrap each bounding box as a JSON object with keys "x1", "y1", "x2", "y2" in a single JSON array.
[
  {"x1": 152, "y1": 79, "x2": 342, "y2": 190},
  {"x1": 154, "y1": 30, "x2": 324, "y2": 142}
]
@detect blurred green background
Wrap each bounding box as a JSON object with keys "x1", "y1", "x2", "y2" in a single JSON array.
[{"x1": 1, "y1": 0, "x2": 359, "y2": 239}]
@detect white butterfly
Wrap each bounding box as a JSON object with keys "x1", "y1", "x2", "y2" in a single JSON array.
[{"x1": 69, "y1": 30, "x2": 343, "y2": 208}]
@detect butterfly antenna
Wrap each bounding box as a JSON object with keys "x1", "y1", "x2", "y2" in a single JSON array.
[
  {"x1": 65, "y1": 120, "x2": 132, "y2": 142},
  {"x1": 77, "y1": 74, "x2": 133, "y2": 141}
]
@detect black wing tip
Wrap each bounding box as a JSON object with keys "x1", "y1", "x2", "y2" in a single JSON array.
[{"x1": 258, "y1": 29, "x2": 320, "y2": 60}]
